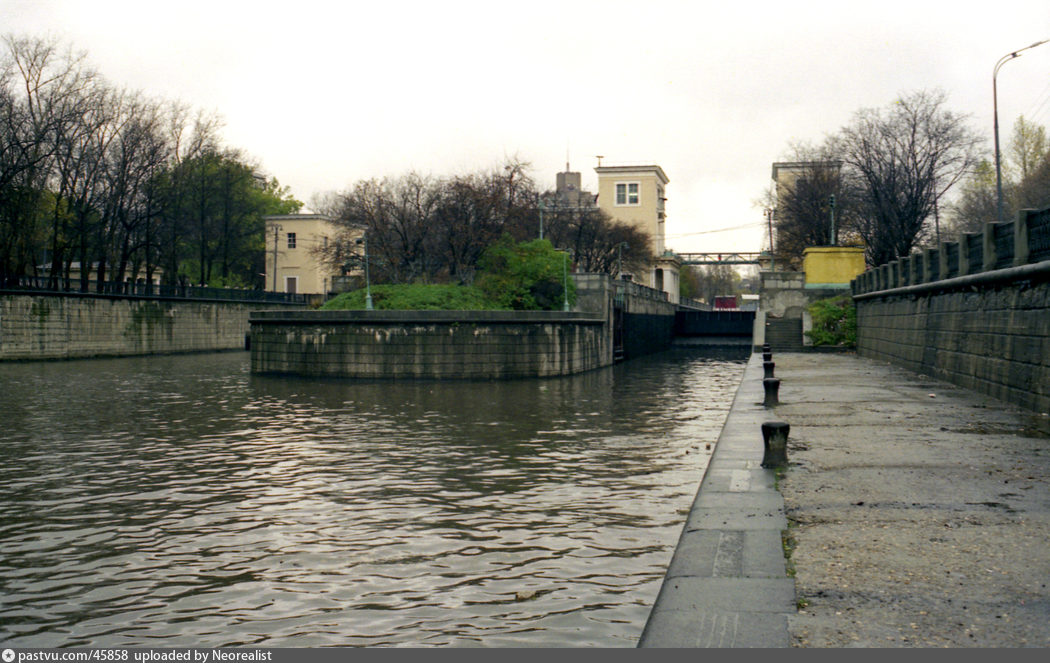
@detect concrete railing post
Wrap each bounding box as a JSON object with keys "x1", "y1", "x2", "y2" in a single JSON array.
[
  {"x1": 763, "y1": 378, "x2": 781, "y2": 408},
  {"x1": 761, "y1": 421, "x2": 790, "y2": 468},
  {"x1": 1015, "y1": 209, "x2": 1033, "y2": 267},
  {"x1": 925, "y1": 247, "x2": 939, "y2": 282},
  {"x1": 983, "y1": 222, "x2": 997, "y2": 273},
  {"x1": 939, "y1": 242, "x2": 953, "y2": 280},
  {"x1": 763, "y1": 361, "x2": 775, "y2": 380}
]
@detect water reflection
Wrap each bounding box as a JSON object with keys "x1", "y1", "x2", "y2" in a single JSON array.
[{"x1": 0, "y1": 349, "x2": 745, "y2": 647}]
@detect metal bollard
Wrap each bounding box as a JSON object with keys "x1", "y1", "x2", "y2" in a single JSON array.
[
  {"x1": 763, "y1": 378, "x2": 780, "y2": 407},
  {"x1": 761, "y1": 421, "x2": 790, "y2": 468},
  {"x1": 763, "y1": 361, "x2": 775, "y2": 380},
  {"x1": 762, "y1": 344, "x2": 771, "y2": 353},
  {"x1": 762, "y1": 352, "x2": 772, "y2": 363}
]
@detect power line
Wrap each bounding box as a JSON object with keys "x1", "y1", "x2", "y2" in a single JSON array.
[{"x1": 665, "y1": 221, "x2": 766, "y2": 238}]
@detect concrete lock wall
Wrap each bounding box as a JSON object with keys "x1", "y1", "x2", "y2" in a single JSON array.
[
  {"x1": 250, "y1": 310, "x2": 610, "y2": 379},
  {"x1": 249, "y1": 274, "x2": 678, "y2": 380},
  {"x1": 0, "y1": 293, "x2": 301, "y2": 360},
  {"x1": 852, "y1": 207, "x2": 1050, "y2": 413}
]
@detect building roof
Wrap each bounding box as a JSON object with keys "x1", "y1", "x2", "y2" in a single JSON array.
[
  {"x1": 594, "y1": 164, "x2": 669, "y2": 184},
  {"x1": 262, "y1": 213, "x2": 340, "y2": 224},
  {"x1": 770, "y1": 161, "x2": 842, "y2": 181}
]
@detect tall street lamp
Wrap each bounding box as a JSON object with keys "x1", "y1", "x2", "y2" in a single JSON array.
[
  {"x1": 355, "y1": 234, "x2": 373, "y2": 310},
  {"x1": 562, "y1": 250, "x2": 571, "y2": 312},
  {"x1": 994, "y1": 38, "x2": 1049, "y2": 223}
]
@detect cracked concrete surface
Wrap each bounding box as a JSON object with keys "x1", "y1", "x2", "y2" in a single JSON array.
[{"x1": 773, "y1": 352, "x2": 1050, "y2": 648}]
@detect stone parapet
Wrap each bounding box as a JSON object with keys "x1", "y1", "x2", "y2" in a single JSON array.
[
  {"x1": 250, "y1": 311, "x2": 610, "y2": 379},
  {"x1": 1, "y1": 293, "x2": 301, "y2": 360}
]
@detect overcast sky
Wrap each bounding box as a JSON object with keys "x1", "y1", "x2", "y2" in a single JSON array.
[{"x1": 4, "y1": 0, "x2": 1049, "y2": 252}]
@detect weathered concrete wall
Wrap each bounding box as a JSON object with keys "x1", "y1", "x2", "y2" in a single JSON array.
[
  {"x1": 0, "y1": 293, "x2": 301, "y2": 360},
  {"x1": 852, "y1": 208, "x2": 1050, "y2": 413},
  {"x1": 854, "y1": 268, "x2": 1050, "y2": 413},
  {"x1": 617, "y1": 279, "x2": 678, "y2": 359},
  {"x1": 250, "y1": 310, "x2": 609, "y2": 379}
]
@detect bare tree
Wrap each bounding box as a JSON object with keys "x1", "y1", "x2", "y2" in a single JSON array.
[
  {"x1": 947, "y1": 159, "x2": 998, "y2": 238},
  {"x1": 0, "y1": 34, "x2": 97, "y2": 285},
  {"x1": 769, "y1": 143, "x2": 864, "y2": 269},
  {"x1": 836, "y1": 89, "x2": 982, "y2": 265}
]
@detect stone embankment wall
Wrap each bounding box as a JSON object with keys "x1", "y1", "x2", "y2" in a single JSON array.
[
  {"x1": 619, "y1": 279, "x2": 678, "y2": 359},
  {"x1": 250, "y1": 274, "x2": 679, "y2": 380},
  {"x1": 0, "y1": 293, "x2": 302, "y2": 360},
  {"x1": 852, "y1": 207, "x2": 1050, "y2": 413},
  {"x1": 250, "y1": 310, "x2": 609, "y2": 379}
]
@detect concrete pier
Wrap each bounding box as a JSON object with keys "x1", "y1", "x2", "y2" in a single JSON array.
[
  {"x1": 639, "y1": 353, "x2": 795, "y2": 647},
  {"x1": 641, "y1": 350, "x2": 1050, "y2": 647}
]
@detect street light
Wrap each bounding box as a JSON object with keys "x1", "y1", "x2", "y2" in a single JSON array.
[
  {"x1": 538, "y1": 198, "x2": 545, "y2": 240},
  {"x1": 763, "y1": 208, "x2": 775, "y2": 271},
  {"x1": 562, "y1": 250, "x2": 571, "y2": 312},
  {"x1": 355, "y1": 234, "x2": 373, "y2": 310},
  {"x1": 828, "y1": 194, "x2": 836, "y2": 246},
  {"x1": 994, "y1": 38, "x2": 1049, "y2": 223}
]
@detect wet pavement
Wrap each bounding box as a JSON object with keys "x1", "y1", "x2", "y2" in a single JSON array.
[
  {"x1": 641, "y1": 350, "x2": 1050, "y2": 648},
  {"x1": 774, "y1": 352, "x2": 1050, "y2": 648}
]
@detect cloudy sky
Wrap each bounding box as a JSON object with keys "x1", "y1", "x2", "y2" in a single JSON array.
[{"x1": 4, "y1": 0, "x2": 1049, "y2": 252}]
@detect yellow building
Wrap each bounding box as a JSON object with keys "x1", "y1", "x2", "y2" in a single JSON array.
[
  {"x1": 595, "y1": 164, "x2": 678, "y2": 300},
  {"x1": 264, "y1": 214, "x2": 357, "y2": 295},
  {"x1": 802, "y1": 246, "x2": 866, "y2": 288}
]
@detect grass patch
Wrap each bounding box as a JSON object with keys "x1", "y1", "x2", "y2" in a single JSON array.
[{"x1": 322, "y1": 284, "x2": 498, "y2": 311}]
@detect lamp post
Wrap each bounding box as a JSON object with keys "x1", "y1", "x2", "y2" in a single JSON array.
[
  {"x1": 270, "y1": 223, "x2": 282, "y2": 291},
  {"x1": 764, "y1": 208, "x2": 775, "y2": 271},
  {"x1": 828, "y1": 194, "x2": 836, "y2": 246},
  {"x1": 355, "y1": 234, "x2": 373, "y2": 310},
  {"x1": 538, "y1": 199, "x2": 545, "y2": 240},
  {"x1": 994, "y1": 38, "x2": 1049, "y2": 223},
  {"x1": 617, "y1": 242, "x2": 628, "y2": 279},
  {"x1": 562, "y1": 250, "x2": 570, "y2": 312}
]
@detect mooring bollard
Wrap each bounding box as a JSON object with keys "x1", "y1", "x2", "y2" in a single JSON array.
[
  {"x1": 763, "y1": 378, "x2": 780, "y2": 408},
  {"x1": 762, "y1": 352, "x2": 772, "y2": 363},
  {"x1": 761, "y1": 421, "x2": 790, "y2": 468},
  {"x1": 763, "y1": 361, "x2": 775, "y2": 380}
]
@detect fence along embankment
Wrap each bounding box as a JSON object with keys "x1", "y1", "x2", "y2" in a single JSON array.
[{"x1": 851, "y1": 207, "x2": 1050, "y2": 413}]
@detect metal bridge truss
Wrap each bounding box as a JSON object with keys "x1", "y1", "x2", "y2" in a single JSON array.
[{"x1": 675, "y1": 252, "x2": 764, "y2": 265}]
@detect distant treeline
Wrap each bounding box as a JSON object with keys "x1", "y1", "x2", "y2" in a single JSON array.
[{"x1": 0, "y1": 35, "x2": 301, "y2": 291}]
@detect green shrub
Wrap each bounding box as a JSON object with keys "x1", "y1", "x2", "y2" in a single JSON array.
[
  {"x1": 321, "y1": 237, "x2": 577, "y2": 312},
  {"x1": 805, "y1": 296, "x2": 856, "y2": 347},
  {"x1": 476, "y1": 236, "x2": 576, "y2": 310},
  {"x1": 321, "y1": 284, "x2": 496, "y2": 310}
]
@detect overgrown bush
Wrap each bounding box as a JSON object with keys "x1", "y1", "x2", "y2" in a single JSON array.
[
  {"x1": 475, "y1": 236, "x2": 575, "y2": 310},
  {"x1": 321, "y1": 284, "x2": 496, "y2": 310},
  {"x1": 321, "y1": 237, "x2": 576, "y2": 311},
  {"x1": 805, "y1": 296, "x2": 856, "y2": 347}
]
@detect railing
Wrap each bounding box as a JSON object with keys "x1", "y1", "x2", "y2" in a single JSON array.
[
  {"x1": 853, "y1": 206, "x2": 1050, "y2": 295},
  {"x1": 2, "y1": 276, "x2": 307, "y2": 305},
  {"x1": 613, "y1": 278, "x2": 670, "y2": 303},
  {"x1": 675, "y1": 252, "x2": 764, "y2": 265}
]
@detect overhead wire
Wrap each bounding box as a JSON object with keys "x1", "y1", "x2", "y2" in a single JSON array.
[{"x1": 665, "y1": 221, "x2": 766, "y2": 238}]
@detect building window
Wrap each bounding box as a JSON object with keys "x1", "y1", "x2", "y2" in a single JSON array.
[
  {"x1": 287, "y1": 233, "x2": 297, "y2": 249},
  {"x1": 615, "y1": 182, "x2": 640, "y2": 206}
]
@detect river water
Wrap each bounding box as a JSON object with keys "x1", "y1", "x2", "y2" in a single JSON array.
[{"x1": 0, "y1": 349, "x2": 746, "y2": 647}]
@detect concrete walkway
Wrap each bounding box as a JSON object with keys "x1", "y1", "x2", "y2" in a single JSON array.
[
  {"x1": 639, "y1": 353, "x2": 795, "y2": 647},
  {"x1": 775, "y1": 352, "x2": 1050, "y2": 647},
  {"x1": 640, "y1": 350, "x2": 1050, "y2": 648}
]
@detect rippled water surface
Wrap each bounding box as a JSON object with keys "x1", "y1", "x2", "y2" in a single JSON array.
[{"x1": 0, "y1": 349, "x2": 745, "y2": 647}]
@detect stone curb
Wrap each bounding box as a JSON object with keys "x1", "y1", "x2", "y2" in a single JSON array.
[{"x1": 638, "y1": 352, "x2": 795, "y2": 647}]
